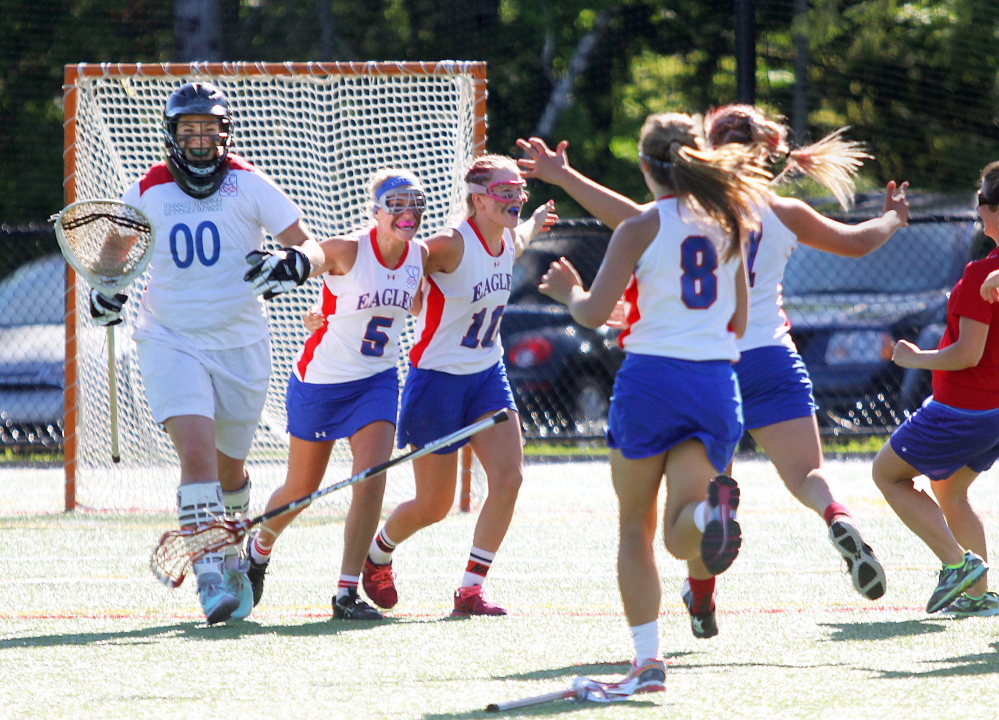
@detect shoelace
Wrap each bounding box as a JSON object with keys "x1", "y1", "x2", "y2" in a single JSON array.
[{"x1": 367, "y1": 564, "x2": 395, "y2": 590}]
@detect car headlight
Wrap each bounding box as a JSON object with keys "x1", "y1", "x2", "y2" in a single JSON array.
[{"x1": 824, "y1": 331, "x2": 894, "y2": 365}]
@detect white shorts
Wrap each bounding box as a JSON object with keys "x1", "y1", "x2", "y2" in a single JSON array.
[{"x1": 134, "y1": 333, "x2": 271, "y2": 460}]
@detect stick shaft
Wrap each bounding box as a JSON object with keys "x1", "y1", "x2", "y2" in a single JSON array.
[
  {"x1": 251, "y1": 410, "x2": 509, "y2": 527},
  {"x1": 106, "y1": 325, "x2": 120, "y2": 462},
  {"x1": 486, "y1": 688, "x2": 578, "y2": 711}
]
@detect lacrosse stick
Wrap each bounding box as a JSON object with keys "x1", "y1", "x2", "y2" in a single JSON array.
[
  {"x1": 51, "y1": 199, "x2": 155, "y2": 463},
  {"x1": 485, "y1": 686, "x2": 582, "y2": 712},
  {"x1": 485, "y1": 674, "x2": 643, "y2": 711},
  {"x1": 150, "y1": 409, "x2": 510, "y2": 588}
]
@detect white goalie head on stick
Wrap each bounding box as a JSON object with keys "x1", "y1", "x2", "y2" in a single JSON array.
[{"x1": 51, "y1": 199, "x2": 155, "y2": 295}]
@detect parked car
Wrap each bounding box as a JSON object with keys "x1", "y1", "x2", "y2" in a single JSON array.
[
  {"x1": 783, "y1": 213, "x2": 989, "y2": 431},
  {"x1": 502, "y1": 220, "x2": 619, "y2": 438},
  {"x1": 0, "y1": 254, "x2": 66, "y2": 447}
]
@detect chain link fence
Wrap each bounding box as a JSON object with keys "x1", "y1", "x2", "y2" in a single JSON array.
[
  {"x1": 0, "y1": 224, "x2": 64, "y2": 448},
  {"x1": 1, "y1": 213, "x2": 990, "y2": 450}
]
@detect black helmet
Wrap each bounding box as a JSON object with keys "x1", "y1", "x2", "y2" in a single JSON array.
[{"x1": 162, "y1": 82, "x2": 234, "y2": 199}]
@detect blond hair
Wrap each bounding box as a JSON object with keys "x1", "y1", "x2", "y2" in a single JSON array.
[
  {"x1": 639, "y1": 112, "x2": 769, "y2": 259},
  {"x1": 704, "y1": 104, "x2": 870, "y2": 210},
  {"x1": 464, "y1": 154, "x2": 520, "y2": 216}
]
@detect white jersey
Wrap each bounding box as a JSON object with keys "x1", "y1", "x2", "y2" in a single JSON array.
[
  {"x1": 294, "y1": 228, "x2": 423, "y2": 384},
  {"x1": 124, "y1": 155, "x2": 301, "y2": 350},
  {"x1": 618, "y1": 197, "x2": 741, "y2": 362},
  {"x1": 738, "y1": 205, "x2": 798, "y2": 352},
  {"x1": 409, "y1": 219, "x2": 515, "y2": 375}
]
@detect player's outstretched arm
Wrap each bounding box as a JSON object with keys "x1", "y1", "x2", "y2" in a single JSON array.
[
  {"x1": 892, "y1": 317, "x2": 988, "y2": 371},
  {"x1": 771, "y1": 180, "x2": 909, "y2": 257},
  {"x1": 513, "y1": 200, "x2": 558, "y2": 258},
  {"x1": 516, "y1": 137, "x2": 647, "y2": 230},
  {"x1": 540, "y1": 211, "x2": 656, "y2": 328}
]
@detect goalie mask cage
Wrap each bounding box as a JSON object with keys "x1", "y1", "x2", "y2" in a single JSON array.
[{"x1": 63, "y1": 61, "x2": 488, "y2": 514}]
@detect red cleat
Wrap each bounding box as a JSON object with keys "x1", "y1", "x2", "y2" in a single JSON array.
[
  {"x1": 362, "y1": 558, "x2": 398, "y2": 609},
  {"x1": 451, "y1": 585, "x2": 507, "y2": 617}
]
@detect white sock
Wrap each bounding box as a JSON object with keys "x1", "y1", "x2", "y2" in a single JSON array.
[
  {"x1": 222, "y1": 478, "x2": 251, "y2": 566},
  {"x1": 693, "y1": 501, "x2": 709, "y2": 533},
  {"x1": 249, "y1": 533, "x2": 274, "y2": 565},
  {"x1": 461, "y1": 546, "x2": 496, "y2": 588},
  {"x1": 630, "y1": 620, "x2": 660, "y2": 663},
  {"x1": 177, "y1": 482, "x2": 225, "y2": 580},
  {"x1": 336, "y1": 575, "x2": 360, "y2": 601},
  {"x1": 368, "y1": 527, "x2": 398, "y2": 565}
]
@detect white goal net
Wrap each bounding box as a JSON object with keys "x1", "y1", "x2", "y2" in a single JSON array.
[{"x1": 64, "y1": 61, "x2": 487, "y2": 514}]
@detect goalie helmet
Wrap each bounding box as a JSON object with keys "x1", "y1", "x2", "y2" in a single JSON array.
[{"x1": 162, "y1": 82, "x2": 234, "y2": 199}]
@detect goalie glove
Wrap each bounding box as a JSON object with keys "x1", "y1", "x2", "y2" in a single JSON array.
[
  {"x1": 244, "y1": 248, "x2": 310, "y2": 300},
  {"x1": 89, "y1": 288, "x2": 128, "y2": 327}
]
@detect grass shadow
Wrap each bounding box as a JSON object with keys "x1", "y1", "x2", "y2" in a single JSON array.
[
  {"x1": 819, "y1": 619, "x2": 947, "y2": 641},
  {"x1": 876, "y1": 641, "x2": 999, "y2": 679},
  {"x1": 0, "y1": 615, "x2": 418, "y2": 649},
  {"x1": 422, "y1": 697, "x2": 659, "y2": 719}
]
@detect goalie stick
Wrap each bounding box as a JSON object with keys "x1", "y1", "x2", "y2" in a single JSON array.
[
  {"x1": 51, "y1": 199, "x2": 155, "y2": 463},
  {"x1": 150, "y1": 409, "x2": 510, "y2": 588}
]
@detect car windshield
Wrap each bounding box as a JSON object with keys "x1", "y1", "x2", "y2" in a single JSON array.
[
  {"x1": 783, "y1": 221, "x2": 974, "y2": 295},
  {"x1": 0, "y1": 255, "x2": 65, "y2": 326}
]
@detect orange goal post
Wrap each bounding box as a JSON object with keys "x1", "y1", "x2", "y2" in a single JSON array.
[{"x1": 62, "y1": 61, "x2": 486, "y2": 514}]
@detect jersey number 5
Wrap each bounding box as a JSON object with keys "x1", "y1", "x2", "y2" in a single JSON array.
[
  {"x1": 680, "y1": 236, "x2": 718, "y2": 309},
  {"x1": 361, "y1": 317, "x2": 393, "y2": 357}
]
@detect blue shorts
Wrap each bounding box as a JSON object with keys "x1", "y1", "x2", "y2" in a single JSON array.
[
  {"x1": 285, "y1": 368, "x2": 399, "y2": 442},
  {"x1": 889, "y1": 397, "x2": 999, "y2": 480},
  {"x1": 607, "y1": 353, "x2": 743, "y2": 473},
  {"x1": 397, "y1": 361, "x2": 517, "y2": 453},
  {"x1": 736, "y1": 345, "x2": 817, "y2": 430}
]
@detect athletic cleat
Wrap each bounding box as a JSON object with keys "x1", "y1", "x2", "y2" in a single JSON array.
[
  {"x1": 926, "y1": 551, "x2": 988, "y2": 613},
  {"x1": 451, "y1": 585, "x2": 508, "y2": 617},
  {"x1": 332, "y1": 588, "x2": 383, "y2": 620},
  {"x1": 828, "y1": 519, "x2": 886, "y2": 600},
  {"x1": 700, "y1": 474, "x2": 741, "y2": 575},
  {"x1": 681, "y1": 581, "x2": 718, "y2": 639},
  {"x1": 246, "y1": 555, "x2": 269, "y2": 608},
  {"x1": 362, "y1": 558, "x2": 398, "y2": 609},
  {"x1": 223, "y1": 560, "x2": 253, "y2": 620},
  {"x1": 197, "y1": 572, "x2": 240, "y2": 625},
  {"x1": 941, "y1": 590, "x2": 999, "y2": 617},
  {"x1": 623, "y1": 659, "x2": 666, "y2": 694}
]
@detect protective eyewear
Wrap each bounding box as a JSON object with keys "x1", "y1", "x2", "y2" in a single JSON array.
[
  {"x1": 978, "y1": 191, "x2": 999, "y2": 208},
  {"x1": 375, "y1": 188, "x2": 427, "y2": 215},
  {"x1": 468, "y1": 180, "x2": 529, "y2": 204}
]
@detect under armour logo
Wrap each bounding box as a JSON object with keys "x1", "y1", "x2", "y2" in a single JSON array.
[
  {"x1": 493, "y1": 261, "x2": 500, "y2": 267},
  {"x1": 315, "y1": 431, "x2": 327, "y2": 438},
  {"x1": 387, "y1": 273, "x2": 396, "y2": 280}
]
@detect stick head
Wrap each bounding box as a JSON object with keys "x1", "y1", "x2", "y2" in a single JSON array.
[
  {"x1": 150, "y1": 518, "x2": 249, "y2": 588},
  {"x1": 51, "y1": 199, "x2": 155, "y2": 294}
]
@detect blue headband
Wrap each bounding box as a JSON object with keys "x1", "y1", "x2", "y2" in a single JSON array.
[{"x1": 375, "y1": 176, "x2": 418, "y2": 199}]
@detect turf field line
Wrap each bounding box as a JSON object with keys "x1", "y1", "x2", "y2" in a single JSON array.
[{"x1": 0, "y1": 603, "x2": 931, "y2": 622}]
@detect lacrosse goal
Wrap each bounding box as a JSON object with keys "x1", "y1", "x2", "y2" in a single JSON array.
[{"x1": 63, "y1": 61, "x2": 487, "y2": 513}]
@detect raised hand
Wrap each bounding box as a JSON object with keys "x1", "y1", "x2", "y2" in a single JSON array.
[
  {"x1": 244, "y1": 248, "x2": 310, "y2": 300},
  {"x1": 883, "y1": 180, "x2": 910, "y2": 226},
  {"x1": 516, "y1": 137, "x2": 572, "y2": 185},
  {"x1": 89, "y1": 288, "x2": 128, "y2": 326},
  {"x1": 539, "y1": 257, "x2": 583, "y2": 306}
]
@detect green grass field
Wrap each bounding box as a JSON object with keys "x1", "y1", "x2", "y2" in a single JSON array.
[{"x1": 1, "y1": 457, "x2": 997, "y2": 719}]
